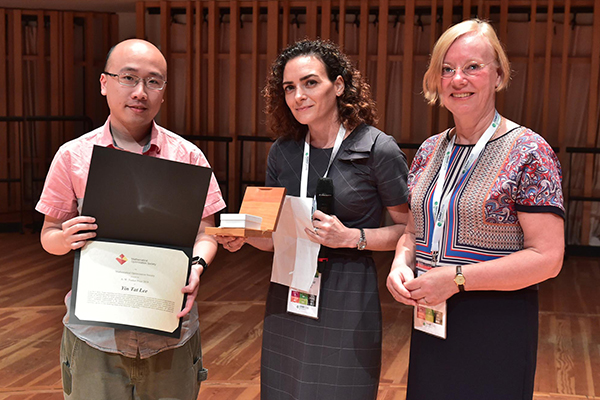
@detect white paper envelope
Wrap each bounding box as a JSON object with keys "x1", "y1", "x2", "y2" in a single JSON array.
[{"x1": 271, "y1": 196, "x2": 320, "y2": 292}]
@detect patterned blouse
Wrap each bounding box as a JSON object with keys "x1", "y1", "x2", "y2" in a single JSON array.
[{"x1": 409, "y1": 126, "x2": 564, "y2": 269}]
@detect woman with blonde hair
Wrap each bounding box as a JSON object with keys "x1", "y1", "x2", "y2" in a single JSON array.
[{"x1": 387, "y1": 19, "x2": 564, "y2": 399}]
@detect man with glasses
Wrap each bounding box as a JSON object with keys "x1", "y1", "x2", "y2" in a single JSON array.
[{"x1": 36, "y1": 39, "x2": 225, "y2": 399}]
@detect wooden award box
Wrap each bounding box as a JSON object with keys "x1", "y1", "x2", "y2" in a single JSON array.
[{"x1": 205, "y1": 187, "x2": 286, "y2": 238}]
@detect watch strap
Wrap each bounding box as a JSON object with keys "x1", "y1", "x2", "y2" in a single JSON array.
[
  {"x1": 357, "y1": 228, "x2": 367, "y2": 250},
  {"x1": 192, "y1": 256, "x2": 208, "y2": 276}
]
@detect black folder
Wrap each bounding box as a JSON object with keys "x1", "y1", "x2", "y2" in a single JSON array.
[{"x1": 69, "y1": 145, "x2": 213, "y2": 338}]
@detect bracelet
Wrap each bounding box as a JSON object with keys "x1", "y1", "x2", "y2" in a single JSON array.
[{"x1": 191, "y1": 256, "x2": 208, "y2": 276}]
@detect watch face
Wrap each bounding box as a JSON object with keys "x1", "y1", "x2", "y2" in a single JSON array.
[{"x1": 454, "y1": 274, "x2": 466, "y2": 285}]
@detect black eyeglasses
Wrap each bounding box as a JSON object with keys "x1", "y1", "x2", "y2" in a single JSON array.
[{"x1": 103, "y1": 71, "x2": 167, "y2": 90}]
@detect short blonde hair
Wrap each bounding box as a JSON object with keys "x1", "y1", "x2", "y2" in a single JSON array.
[{"x1": 423, "y1": 19, "x2": 511, "y2": 105}]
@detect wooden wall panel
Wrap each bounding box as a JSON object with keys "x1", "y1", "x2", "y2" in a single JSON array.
[
  {"x1": 131, "y1": 0, "x2": 600, "y2": 247},
  {"x1": 581, "y1": 3, "x2": 600, "y2": 245},
  {"x1": 0, "y1": 7, "x2": 117, "y2": 217}
]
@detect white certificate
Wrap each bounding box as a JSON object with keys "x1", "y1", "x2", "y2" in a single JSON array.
[{"x1": 72, "y1": 240, "x2": 189, "y2": 334}]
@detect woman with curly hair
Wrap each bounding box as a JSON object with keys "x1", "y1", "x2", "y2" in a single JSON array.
[{"x1": 217, "y1": 39, "x2": 409, "y2": 399}]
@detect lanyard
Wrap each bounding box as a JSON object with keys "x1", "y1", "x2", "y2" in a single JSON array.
[
  {"x1": 429, "y1": 111, "x2": 501, "y2": 265},
  {"x1": 300, "y1": 124, "x2": 346, "y2": 199}
]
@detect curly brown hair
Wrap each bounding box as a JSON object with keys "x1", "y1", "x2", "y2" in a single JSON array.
[{"x1": 263, "y1": 39, "x2": 377, "y2": 141}]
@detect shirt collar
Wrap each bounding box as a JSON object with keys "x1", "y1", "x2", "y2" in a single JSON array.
[{"x1": 100, "y1": 116, "x2": 162, "y2": 154}]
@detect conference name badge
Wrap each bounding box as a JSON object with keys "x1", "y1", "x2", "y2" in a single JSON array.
[
  {"x1": 413, "y1": 266, "x2": 447, "y2": 339},
  {"x1": 287, "y1": 272, "x2": 321, "y2": 319}
]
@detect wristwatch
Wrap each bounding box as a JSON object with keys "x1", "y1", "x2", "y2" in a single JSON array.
[
  {"x1": 191, "y1": 256, "x2": 208, "y2": 276},
  {"x1": 454, "y1": 265, "x2": 466, "y2": 292},
  {"x1": 356, "y1": 228, "x2": 367, "y2": 250}
]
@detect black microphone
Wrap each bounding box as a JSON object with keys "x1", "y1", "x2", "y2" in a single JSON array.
[{"x1": 316, "y1": 177, "x2": 334, "y2": 215}]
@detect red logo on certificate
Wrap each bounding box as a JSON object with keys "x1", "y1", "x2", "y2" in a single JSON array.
[{"x1": 116, "y1": 254, "x2": 128, "y2": 265}]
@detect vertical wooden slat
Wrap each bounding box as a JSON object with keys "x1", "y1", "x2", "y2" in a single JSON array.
[
  {"x1": 108, "y1": 13, "x2": 119, "y2": 119},
  {"x1": 427, "y1": 0, "x2": 437, "y2": 138},
  {"x1": 49, "y1": 11, "x2": 62, "y2": 151},
  {"x1": 36, "y1": 11, "x2": 47, "y2": 182},
  {"x1": 136, "y1": 2, "x2": 146, "y2": 39},
  {"x1": 207, "y1": 0, "x2": 218, "y2": 161},
  {"x1": 267, "y1": 1, "x2": 279, "y2": 66},
  {"x1": 0, "y1": 9, "x2": 7, "y2": 209},
  {"x1": 524, "y1": 0, "x2": 537, "y2": 128},
  {"x1": 376, "y1": 0, "x2": 389, "y2": 131},
  {"x1": 541, "y1": 0, "x2": 554, "y2": 137},
  {"x1": 110, "y1": 13, "x2": 119, "y2": 46},
  {"x1": 12, "y1": 10, "x2": 23, "y2": 210},
  {"x1": 402, "y1": 0, "x2": 414, "y2": 142},
  {"x1": 12, "y1": 10, "x2": 23, "y2": 118},
  {"x1": 557, "y1": 0, "x2": 571, "y2": 159},
  {"x1": 282, "y1": 0, "x2": 290, "y2": 47},
  {"x1": 477, "y1": 0, "x2": 485, "y2": 19},
  {"x1": 321, "y1": 0, "x2": 331, "y2": 40},
  {"x1": 462, "y1": 0, "x2": 472, "y2": 20},
  {"x1": 230, "y1": 0, "x2": 240, "y2": 206},
  {"x1": 339, "y1": 0, "x2": 346, "y2": 49},
  {"x1": 0, "y1": 8, "x2": 5, "y2": 117},
  {"x1": 194, "y1": 1, "x2": 202, "y2": 134},
  {"x1": 63, "y1": 12, "x2": 74, "y2": 142},
  {"x1": 36, "y1": 11, "x2": 47, "y2": 117},
  {"x1": 496, "y1": 0, "x2": 509, "y2": 114},
  {"x1": 102, "y1": 14, "x2": 111, "y2": 67},
  {"x1": 442, "y1": 0, "x2": 452, "y2": 31},
  {"x1": 160, "y1": 1, "x2": 170, "y2": 128},
  {"x1": 84, "y1": 14, "x2": 95, "y2": 123},
  {"x1": 185, "y1": 1, "x2": 193, "y2": 136},
  {"x1": 439, "y1": 0, "x2": 453, "y2": 131},
  {"x1": 250, "y1": 0, "x2": 259, "y2": 181},
  {"x1": 580, "y1": 2, "x2": 600, "y2": 246},
  {"x1": 358, "y1": 0, "x2": 368, "y2": 72},
  {"x1": 0, "y1": 9, "x2": 6, "y2": 118},
  {"x1": 306, "y1": 1, "x2": 317, "y2": 39}
]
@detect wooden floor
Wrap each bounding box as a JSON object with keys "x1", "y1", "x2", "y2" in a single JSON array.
[{"x1": 0, "y1": 232, "x2": 599, "y2": 400}]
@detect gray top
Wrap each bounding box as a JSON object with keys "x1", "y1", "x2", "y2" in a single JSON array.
[{"x1": 266, "y1": 124, "x2": 410, "y2": 229}]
